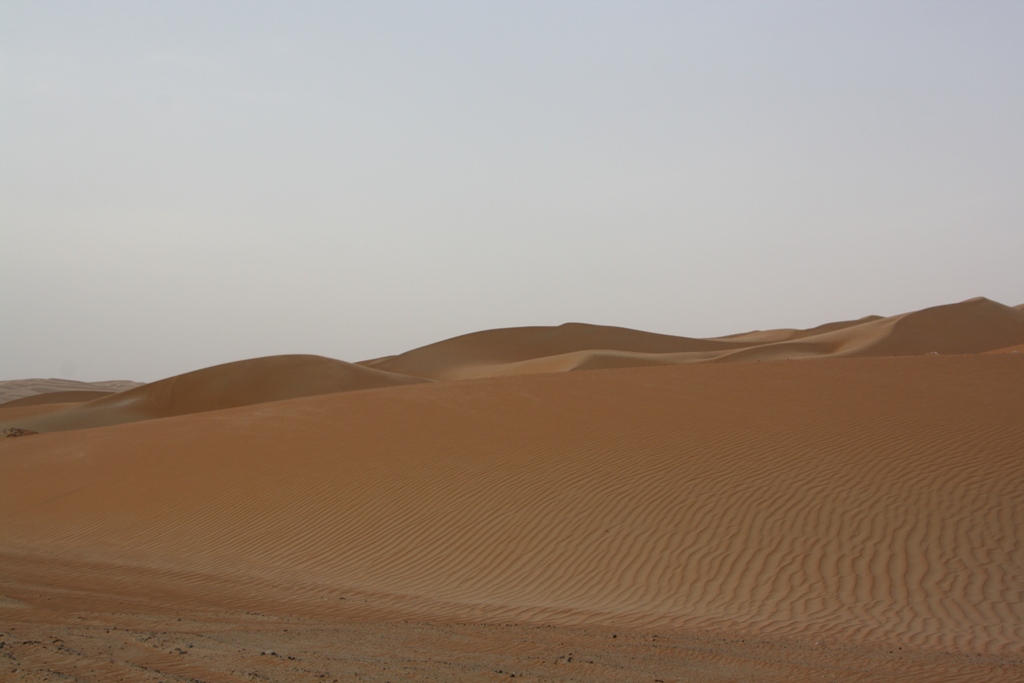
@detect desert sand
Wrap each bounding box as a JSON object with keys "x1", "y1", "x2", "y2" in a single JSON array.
[
  {"x1": 1, "y1": 297, "x2": 1023, "y2": 682},
  {"x1": 0, "y1": 379, "x2": 142, "y2": 405}
]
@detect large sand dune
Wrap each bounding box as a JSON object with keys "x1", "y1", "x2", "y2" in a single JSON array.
[
  {"x1": 2, "y1": 355, "x2": 1022, "y2": 656},
  {"x1": 0, "y1": 378, "x2": 142, "y2": 405},
  {"x1": 360, "y1": 322, "x2": 751, "y2": 380},
  {"x1": 2, "y1": 298, "x2": 1023, "y2": 681},
  {"x1": 363, "y1": 297, "x2": 1024, "y2": 379},
  {"x1": 1, "y1": 354, "x2": 428, "y2": 433},
  {"x1": 0, "y1": 390, "x2": 116, "y2": 408}
]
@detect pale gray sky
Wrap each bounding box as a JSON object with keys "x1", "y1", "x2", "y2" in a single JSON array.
[{"x1": 2, "y1": 1, "x2": 1022, "y2": 381}]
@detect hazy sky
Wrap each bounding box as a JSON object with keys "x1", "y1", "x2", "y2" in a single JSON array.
[{"x1": 2, "y1": 1, "x2": 1023, "y2": 381}]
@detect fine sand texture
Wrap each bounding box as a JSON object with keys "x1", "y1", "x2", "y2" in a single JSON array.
[
  {"x1": 2, "y1": 299, "x2": 1023, "y2": 681},
  {"x1": 2, "y1": 356, "x2": 1023, "y2": 681}
]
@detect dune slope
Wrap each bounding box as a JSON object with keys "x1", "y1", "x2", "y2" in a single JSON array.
[
  {"x1": 1, "y1": 356, "x2": 1021, "y2": 654},
  {"x1": 0, "y1": 354, "x2": 429, "y2": 433}
]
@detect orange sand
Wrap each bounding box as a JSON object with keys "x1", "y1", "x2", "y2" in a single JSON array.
[
  {"x1": 2, "y1": 298, "x2": 1023, "y2": 681},
  {"x1": 4, "y1": 354, "x2": 429, "y2": 433},
  {"x1": 363, "y1": 297, "x2": 1024, "y2": 379}
]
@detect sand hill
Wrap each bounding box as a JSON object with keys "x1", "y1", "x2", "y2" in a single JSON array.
[
  {"x1": 0, "y1": 390, "x2": 117, "y2": 408},
  {"x1": 359, "y1": 322, "x2": 751, "y2": 380},
  {"x1": 362, "y1": 297, "x2": 1024, "y2": 379},
  {"x1": 0, "y1": 378, "x2": 142, "y2": 405},
  {"x1": 1, "y1": 297, "x2": 1022, "y2": 681},
  {"x1": 0, "y1": 354, "x2": 428, "y2": 434}
]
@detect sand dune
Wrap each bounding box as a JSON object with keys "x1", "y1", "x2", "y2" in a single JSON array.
[
  {"x1": 0, "y1": 354, "x2": 429, "y2": 434},
  {"x1": 839, "y1": 295, "x2": 1024, "y2": 356},
  {"x1": 2, "y1": 355, "x2": 1022, "y2": 656},
  {"x1": 710, "y1": 314, "x2": 885, "y2": 343},
  {"x1": 0, "y1": 390, "x2": 114, "y2": 408},
  {"x1": 6, "y1": 298, "x2": 1018, "y2": 409},
  {"x1": 3, "y1": 297, "x2": 1023, "y2": 680},
  {"x1": 0, "y1": 378, "x2": 142, "y2": 404},
  {"x1": 361, "y1": 298, "x2": 1024, "y2": 379},
  {"x1": 360, "y1": 322, "x2": 750, "y2": 380}
]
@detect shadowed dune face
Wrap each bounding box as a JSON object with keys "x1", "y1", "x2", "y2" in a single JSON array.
[
  {"x1": 2, "y1": 356, "x2": 1022, "y2": 654},
  {"x1": 0, "y1": 354, "x2": 429, "y2": 433}
]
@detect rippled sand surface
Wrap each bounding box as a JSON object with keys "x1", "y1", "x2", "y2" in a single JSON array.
[{"x1": 2, "y1": 298, "x2": 1023, "y2": 681}]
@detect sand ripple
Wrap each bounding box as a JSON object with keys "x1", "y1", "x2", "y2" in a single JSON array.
[{"x1": 1, "y1": 355, "x2": 1021, "y2": 654}]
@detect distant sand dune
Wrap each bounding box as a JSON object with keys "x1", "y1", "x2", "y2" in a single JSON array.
[
  {"x1": 361, "y1": 298, "x2": 1024, "y2": 379},
  {"x1": 0, "y1": 390, "x2": 114, "y2": 408},
  {"x1": 0, "y1": 378, "x2": 142, "y2": 405},
  {"x1": 710, "y1": 315, "x2": 885, "y2": 343},
  {"x1": 702, "y1": 297, "x2": 1024, "y2": 363},
  {"x1": 2, "y1": 356, "x2": 1021, "y2": 654},
  {"x1": 6, "y1": 299, "x2": 1023, "y2": 433},
  {"x1": 360, "y1": 322, "x2": 750, "y2": 380},
  {"x1": 1, "y1": 354, "x2": 428, "y2": 433},
  {"x1": 841, "y1": 296, "x2": 1024, "y2": 356}
]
